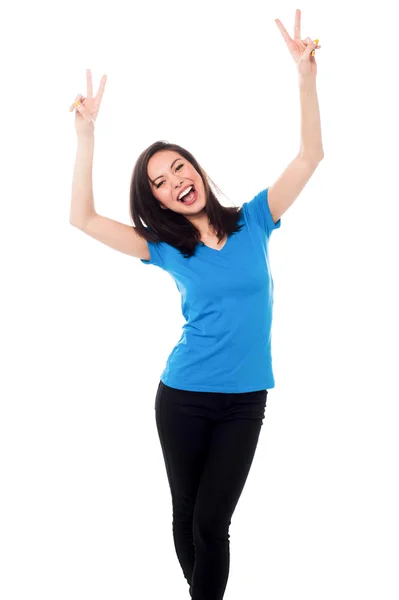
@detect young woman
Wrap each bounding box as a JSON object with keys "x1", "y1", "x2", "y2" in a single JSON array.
[{"x1": 69, "y1": 10, "x2": 323, "y2": 599}]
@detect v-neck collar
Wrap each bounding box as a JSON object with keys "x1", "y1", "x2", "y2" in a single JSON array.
[{"x1": 200, "y1": 235, "x2": 229, "y2": 253}]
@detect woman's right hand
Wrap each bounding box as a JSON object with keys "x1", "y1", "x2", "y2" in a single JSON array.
[{"x1": 69, "y1": 69, "x2": 107, "y2": 136}]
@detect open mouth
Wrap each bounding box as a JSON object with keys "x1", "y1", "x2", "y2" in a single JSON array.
[{"x1": 178, "y1": 186, "x2": 197, "y2": 205}]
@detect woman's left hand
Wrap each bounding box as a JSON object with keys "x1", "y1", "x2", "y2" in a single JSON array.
[{"x1": 275, "y1": 9, "x2": 320, "y2": 78}]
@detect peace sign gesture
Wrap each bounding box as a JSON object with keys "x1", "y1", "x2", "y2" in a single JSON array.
[
  {"x1": 69, "y1": 69, "x2": 108, "y2": 136},
  {"x1": 275, "y1": 9, "x2": 320, "y2": 78}
]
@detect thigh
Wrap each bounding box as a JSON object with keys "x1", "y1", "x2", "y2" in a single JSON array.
[
  {"x1": 155, "y1": 381, "x2": 217, "y2": 508},
  {"x1": 194, "y1": 390, "x2": 268, "y2": 528}
]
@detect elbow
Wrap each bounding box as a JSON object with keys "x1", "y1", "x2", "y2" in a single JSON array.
[
  {"x1": 70, "y1": 219, "x2": 84, "y2": 229},
  {"x1": 299, "y1": 152, "x2": 324, "y2": 164}
]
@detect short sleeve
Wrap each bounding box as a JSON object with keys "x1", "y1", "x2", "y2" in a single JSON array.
[
  {"x1": 140, "y1": 240, "x2": 166, "y2": 269},
  {"x1": 242, "y1": 188, "x2": 281, "y2": 238}
]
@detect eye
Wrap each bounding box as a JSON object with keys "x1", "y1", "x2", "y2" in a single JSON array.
[{"x1": 155, "y1": 163, "x2": 184, "y2": 189}]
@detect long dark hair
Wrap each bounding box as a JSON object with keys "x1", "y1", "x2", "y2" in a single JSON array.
[{"x1": 129, "y1": 141, "x2": 244, "y2": 259}]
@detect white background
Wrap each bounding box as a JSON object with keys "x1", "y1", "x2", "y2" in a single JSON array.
[{"x1": 1, "y1": 0, "x2": 399, "y2": 599}]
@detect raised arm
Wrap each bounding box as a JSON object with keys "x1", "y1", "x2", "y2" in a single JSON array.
[{"x1": 69, "y1": 70, "x2": 150, "y2": 260}]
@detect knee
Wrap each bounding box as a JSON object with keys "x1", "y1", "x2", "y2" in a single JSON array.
[{"x1": 193, "y1": 511, "x2": 231, "y2": 544}]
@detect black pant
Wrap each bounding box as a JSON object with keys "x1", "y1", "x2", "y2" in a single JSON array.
[{"x1": 155, "y1": 380, "x2": 268, "y2": 600}]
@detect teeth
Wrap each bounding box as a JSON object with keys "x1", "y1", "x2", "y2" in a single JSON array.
[{"x1": 178, "y1": 185, "x2": 193, "y2": 201}]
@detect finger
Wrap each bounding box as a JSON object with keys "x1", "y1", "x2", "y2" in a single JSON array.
[
  {"x1": 86, "y1": 69, "x2": 93, "y2": 98},
  {"x1": 294, "y1": 8, "x2": 301, "y2": 41},
  {"x1": 310, "y1": 38, "x2": 319, "y2": 56},
  {"x1": 303, "y1": 40, "x2": 316, "y2": 60},
  {"x1": 275, "y1": 18, "x2": 292, "y2": 45},
  {"x1": 69, "y1": 94, "x2": 78, "y2": 111},
  {"x1": 76, "y1": 101, "x2": 95, "y2": 123},
  {"x1": 301, "y1": 37, "x2": 318, "y2": 54},
  {"x1": 69, "y1": 94, "x2": 84, "y2": 112},
  {"x1": 95, "y1": 74, "x2": 107, "y2": 105}
]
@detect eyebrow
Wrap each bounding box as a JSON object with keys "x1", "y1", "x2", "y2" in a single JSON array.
[{"x1": 151, "y1": 158, "x2": 182, "y2": 184}]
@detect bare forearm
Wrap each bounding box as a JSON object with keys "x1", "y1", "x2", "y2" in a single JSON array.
[
  {"x1": 298, "y1": 75, "x2": 324, "y2": 161},
  {"x1": 70, "y1": 133, "x2": 96, "y2": 227}
]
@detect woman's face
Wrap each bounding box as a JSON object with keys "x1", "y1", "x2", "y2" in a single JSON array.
[{"x1": 147, "y1": 150, "x2": 206, "y2": 214}]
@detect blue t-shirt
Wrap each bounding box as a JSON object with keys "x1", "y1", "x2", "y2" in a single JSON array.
[{"x1": 140, "y1": 188, "x2": 281, "y2": 393}]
